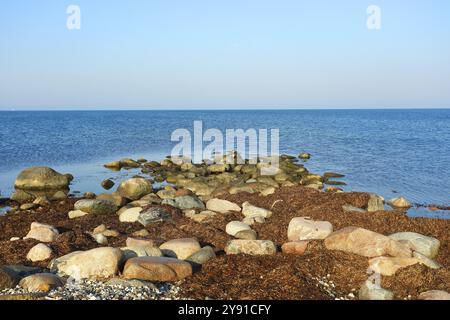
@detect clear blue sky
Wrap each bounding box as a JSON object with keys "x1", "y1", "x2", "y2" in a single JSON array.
[{"x1": 1, "y1": 0, "x2": 449, "y2": 109}]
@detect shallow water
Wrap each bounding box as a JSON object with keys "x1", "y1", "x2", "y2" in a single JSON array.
[{"x1": 0, "y1": 109, "x2": 449, "y2": 218}]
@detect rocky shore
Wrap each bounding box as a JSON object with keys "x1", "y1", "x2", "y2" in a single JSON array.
[{"x1": 0, "y1": 153, "x2": 449, "y2": 300}]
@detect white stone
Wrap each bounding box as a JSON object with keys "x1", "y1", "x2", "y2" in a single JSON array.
[
  {"x1": 225, "y1": 221, "x2": 252, "y2": 237},
  {"x1": 288, "y1": 217, "x2": 333, "y2": 241},
  {"x1": 206, "y1": 198, "x2": 241, "y2": 213},
  {"x1": 119, "y1": 207, "x2": 143, "y2": 223},
  {"x1": 389, "y1": 232, "x2": 440, "y2": 259},
  {"x1": 26, "y1": 243, "x2": 53, "y2": 262},
  {"x1": 242, "y1": 202, "x2": 272, "y2": 218},
  {"x1": 68, "y1": 210, "x2": 89, "y2": 219},
  {"x1": 24, "y1": 222, "x2": 59, "y2": 243}
]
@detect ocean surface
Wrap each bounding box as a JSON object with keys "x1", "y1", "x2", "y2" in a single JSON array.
[{"x1": 0, "y1": 109, "x2": 449, "y2": 218}]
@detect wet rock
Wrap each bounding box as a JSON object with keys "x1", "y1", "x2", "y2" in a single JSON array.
[
  {"x1": 418, "y1": 290, "x2": 450, "y2": 300},
  {"x1": 359, "y1": 280, "x2": 394, "y2": 300},
  {"x1": 119, "y1": 207, "x2": 143, "y2": 223},
  {"x1": 119, "y1": 158, "x2": 141, "y2": 168},
  {"x1": 0, "y1": 265, "x2": 42, "y2": 289},
  {"x1": 324, "y1": 227, "x2": 412, "y2": 258},
  {"x1": 206, "y1": 198, "x2": 241, "y2": 213},
  {"x1": 288, "y1": 217, "x2": 333, "y2": 241},
  {"x1": 137, "y1": 206, "x2": 172, "y2": 227},
  {"x1": 225, "y1": 240, "x2": 277, "y2": 255},
  {"x1": 242, "y1": 202, "x2": 272, "y2": 218},
  {"x1": 160, "y1": 238, "x2": 201, "y2": 260},
  {"x1": 226, "y1": 221, "x2": 252, "y2": 237},
  {"x1": 117, "y1": 178, "x2": 153, "y2": 201},
  {"x1": 323, "y1": 172, "x2": 345, "y2": 178},
  {"x1": 55, "y1": 247, "x2": 123, "y2": 280},
  {"x1": 156, "y1": 189, "x2": 176, "y2": 199},
  {"x1": 387, "y1": 197, "x2": 411, "y2": 208},
  {"x1": 101, "y1": 179, "x2": 115, "y2": 190},
  {"x1": 388, "y1": 232, "x2": 440, "y2": 258},
  {"x1": 298, "y1": 153, "x2": 311, "y2": 159},
  {"x1": 14, "y1": 166, "x2": 70, "y2": 194},
  {"x1": 26, "y1": 243, "x2": 53, "y2": 262},
  {"x1": 74, "y1": 199, "x2": 117, "y2": 215},
  {"x1": 281, "y1": 241, "x2": 310, "y2": 255},
  {"x1": 104, "y1": 161, "x2": 121, "y2": 170},
  {"x1": 123, "y1": 257, "x2": 192, "y2": 282},
  {"x1": 24, "y1": 222, "x2": 59, "y2": 243},
  {"x1": 19, "y1": 273, "x2": 64, "y2": 293}
]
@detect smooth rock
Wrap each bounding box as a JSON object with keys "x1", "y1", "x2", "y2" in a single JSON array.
[
  {"x1": 324, "y1": 227, "x2": 412, "y2": 258},
  {"x1": 388, "y1": 196, "x2": 411, "y2": 208},
  {"x1": 123, "y1": 257, "x2": 192, "y2": 281},
  {"x1": 242, "y1": 215, "x2": 266, "y2": 225},
  {"x1": 234, "y1": 229, "x2": 257, "y2": 240},
  {"x1": 14, "y1": 167, "x2": 70, "y2": 192},
  {"x1": 119, "y1": 207, "x2": 143, "y2": 223},
  {"x1": 24, "y1": 222, "x2": 59, "y2": 243},
  {"x1": 101, "y1": 179, "x2": 115, "y2": 190},
  {"x1": 156, "y1": 189, "x2": 176, "y2": 199},
  {"x1": 55, "y1": 247, "x2": 123, "y2": 280},
  {"x1": 225, "y1": 221, "x2": 252, "y2": 237},
  {"x1": 418, "y1": 290, "x2": 450, "y2": 300},
  {"x1": 412, "y1": 252, "x2": 442, "y2": 269},
  {"x1": 281, "y1": 241, "x2": 310, "y2": 255},
  {"x1": 206, "y1": 198, "x2": 241, "y2": 213},
  {"x1": 225, "y1": 240, "x2": 277, "y2": 255},
  {"x1": 68, "y1": 210, "x2": 89, "y2": 219},
  {"x1": 74, "y1": 199, "x2": 117, "y2": 215},
  {"x1": 389, "y1": 232, "x2": 440, "y2": 259},
  {"x1": 163, "y1": 195, "x2": 205, "y2": 210},
  {"x1": 160, "y1": 238, "x2": 201, "y2": 260},
  {"x1": 185, "y1": 246, "x2": 216, "y2": 265},
  {"x1": 368, "y1": 256, "x2": 419, "y2": 276},
  {"x1": 26, "y1": 243, "x2": 53, "y2": 262},
  {"x1": 96, "y1": 192, "x2": 128, "y2": 207},
  {"x1": 0, "y1": 265, "x2": 42, "y2": 290},
  {"x1": 19, "y1": 273, "x2": 64, "y2": 293},
  {"x1": 260, "y1": 187, "x2": 276, "y2": 196},
  {"x1": 288, "y1": 217, "x2": 333, "y2": 241},
  {"x1": 117, "y1": 178, "x2": 153, "y2": 200},
  {"x1": 242, "y1": 202, "x2": 272, "y2": 218},
  {"x1": 359, "y1": 280, "x2": 394, "y2": 300}
]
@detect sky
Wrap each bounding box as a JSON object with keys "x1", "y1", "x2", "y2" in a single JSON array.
[{"x1": 0, "y1": 0, "x2": 450, "y2": 110}]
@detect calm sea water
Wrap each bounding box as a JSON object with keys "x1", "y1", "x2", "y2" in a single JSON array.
[{"x1": 0, "y1": 109, "x2": 449, "y2": 218}]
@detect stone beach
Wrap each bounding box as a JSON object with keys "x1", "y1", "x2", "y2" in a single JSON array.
[{"x1": 0, "y1": 153, "x2": 449, "y2": 300}]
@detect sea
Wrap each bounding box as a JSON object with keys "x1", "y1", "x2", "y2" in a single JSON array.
[{"x1": 0, "y1": 109, "x2": 449, "y2": 218}]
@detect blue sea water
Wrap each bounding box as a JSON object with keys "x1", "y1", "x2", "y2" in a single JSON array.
[{"x1": 0, "y1": 109, "x2": 449, "y2": 218}]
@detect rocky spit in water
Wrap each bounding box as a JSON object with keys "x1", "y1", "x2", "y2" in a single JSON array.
[{"x1": 0, "y1": 153, "x2": 449, "y2": 300}]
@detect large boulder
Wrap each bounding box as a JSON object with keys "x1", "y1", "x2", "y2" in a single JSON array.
[
  {"x1": 19, "y1": 273, "x2": 64, "y2": 293},
  {"x1": 123, "y1": 257, "x2": 192, "y2": 281},
  {"x1": 55, "y1": 247, "x2": 123, "y2": 280},
  {"x1": 206, "y1": 198, "x2": 241, "y2": 213},
  {"x1": 117, "y1": 178, "x2": 152, "y2": 200},
  {"x1": 24, "y1": 222, "x2": 59, "y2": 243},
  {"x1": 14, "y1": 167, "x2": 70, "y2": 192},
  {"x1": 159, "y1": 238, "x2": 201, "y2": 260},
  {"x1": 388, "y1": 232, "x2": 440, "y2": 259},
  {"x1": 225, "y1": 240, "x2": 277, "y2": 255},
  {"x1": 74, "y1": 199, "x2": 117, "y2": 215},
  {"x1": 287, "y1": 217, "x2": 333, "y2": 241},
  {"x1": 324, "y1": 227, "x2": 412, "y2": 258}
]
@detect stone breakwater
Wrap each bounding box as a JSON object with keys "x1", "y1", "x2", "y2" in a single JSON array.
[{"x1": 0, "y1": 153, "x2": 449, "y2": 300}]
